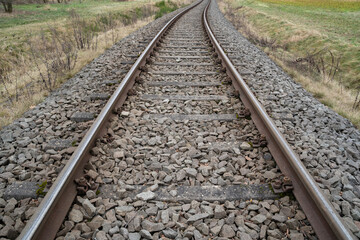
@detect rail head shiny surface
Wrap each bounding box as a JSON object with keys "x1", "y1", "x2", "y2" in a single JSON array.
[
  {"x1": 18, "y1": 2, "x2": 202, "y2": 239},
  {"x1": 202, "y1": 1, "x2": 354, "y2": 239}
]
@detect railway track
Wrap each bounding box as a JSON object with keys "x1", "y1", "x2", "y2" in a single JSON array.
[{"x1": 17, "y1": 0, "x2": 354, "y2": 239}]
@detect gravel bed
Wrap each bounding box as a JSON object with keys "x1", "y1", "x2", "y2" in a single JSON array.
[
  {"x1": 0, "y1": 5, "x2": 195, "y2": 239},
  {"x1": 208, "y1": 0, "x2": 360, "y2": 237},
  {"x1": 59, "y1": 196, "x2": 312, "y2": 240},
  {"x1": 55, "y1": 2, "x2": 316, "y2": 239}
]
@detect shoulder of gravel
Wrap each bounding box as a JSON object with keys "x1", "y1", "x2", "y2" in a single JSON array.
[
  {"x1": 208, "y1": 0, "x2": 360, "y2": 237},
  {"x1": 209, "y1": 1, "x2": 360, "y2": 161}
]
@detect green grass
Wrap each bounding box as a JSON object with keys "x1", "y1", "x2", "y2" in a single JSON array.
[
  {"x1": 154, "y1": 0, "x2": 178, "y2": 19},
  {"x1": 0, "y1": 0, "x2": 151, "y2": 29},
  {"x1": 0, "y1": 0, "x2": 160, "y2": 61},
  {"x1": 226, "y1": 0, "x2": 360, "y2": 88},
  {"x1": 221, "y1": 0, "x2": 360, "y2": 128},
  {"x1": 259, "y1": 0, "x2": 360, "y2": 11}
]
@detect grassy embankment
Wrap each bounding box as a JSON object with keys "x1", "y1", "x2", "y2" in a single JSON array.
[
  {"x1": 0, "y1": 0, "x2": 188, "y2": 128},
  {"x1": 219, "y1": 0, "x2": 360, "y2": 128}
]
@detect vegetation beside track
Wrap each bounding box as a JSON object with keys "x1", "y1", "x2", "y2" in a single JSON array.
[
  {"x1": 0, "y1": 0, "x2": 189, "y2": 129},
  {"x1": 219, "y1": 0, "x2": 360, "y2": 128},
  {"x1": 155, "y1": 0, "x2": 178, "y2": 19}
]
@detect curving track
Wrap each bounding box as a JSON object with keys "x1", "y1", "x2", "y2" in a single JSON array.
[{"x1": 17, "y1": 0, "x2": 354, "y2": 239}]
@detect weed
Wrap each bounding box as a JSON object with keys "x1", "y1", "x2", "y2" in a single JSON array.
[
  {"x1": 320, "y1": 99, "x2": 333, "y2": 108},
  {"x1": 36, "y1": 180, "x2": 47, "y2": 196},
  {"x1": 155, "y1": 0, "x2": 178, "y2": 19},
  {"x1": 353, "y1": 87, "x2": 360, "y2": 110},
  {"x1": 313, "y1": 91, "x2": 324, "y2": 99}
]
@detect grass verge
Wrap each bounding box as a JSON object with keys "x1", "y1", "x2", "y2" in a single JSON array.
[
  {"x1": 155, "y1": 0, "x2": 178, "y2": 19},
  {"x1": 0, "y1": 0, "x2": 190, "y2": 129},
  {"x1": 219, "y1": 0, "x2": 360, "y2": 128}
]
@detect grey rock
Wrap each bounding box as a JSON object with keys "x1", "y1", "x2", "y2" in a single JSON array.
[
  {"x1": 263, "y1": 153, "x2": 272, "y2": 161},
  {"x1": 120, "y1": 228, "x2": 129, "y2": 239},
  {"x1": 1, "y1": 131, "x2": 14, "y2": 143},
  {"x1": 260, "y1": 225, "x2": 267, "y2": 239},
  {"x1": 68, "y1": 208, "x2": 83, "y2": 223},
  {"x1": 193, "y1": 229, "x2": 203, "y2": 240},
  {"x1": 196, "y1": 223, "x2": 209, "y2": 235},
  {"x1": 82, "y1": 199, "x2": 96, "y2": 216},
  {"x1": 87, "y1": 216, "x2": 104, "y2": 231},
  {"x1": 238, "y1": 232, "x2": 252, "y2": 240},
  {"x1": 115, "y1": 206, "x2": 134, "y2": 216},
  {"x1": 96, "y1": 231, "x2": 108, "y2": 240},
  {"x1": 128, "y1": 232, "x2": 141, "y2": 240},
  {"x1": 176, "y1": 169, "x2": 186, "y2": 181},
  {"x1": 169, "y1": 190, "x2": 177, "y2": 197},
  {"x1": 267, "y1": 229, "x2": 283, "y2": 238},
  {"x1": 220, "y1": 224, "x2": 235, "y2": 238},
  {"x1": 162, "y1": 228, "x2": 178, "y2": 239},
  {"x1": 146, "y1": 206, "x2": 158, "y2": 216},
  {"x1": 251, "y1": 214, "x2": 267, "y2": 224},
  {"x1": 140, "y1": 229, "x2": 152, "y2": 239},
  {"x1": 0, "y1": 225, "x2": 17, "y2": 239},
  {"x1": 187, "y1": 213, "x2": 209, "y2": 223},
  {"x1": 286, "y1": 219, "x2": 299, "y2": 230},
  {"x1": 214, "y1": 205, "x2": 226, "y2": 219},
  {"x1": 290, "y1": 232, "x2": 304, "y2": 240},
  {"x1": 342, "y1": 217, "x2": 359, "y2": 233},
  {"x1": 136, "y1": 191, "x2": 156, "y2": 201},
  {"x1": 295, "y1": 210, "x2": 306, "y2": 220},
  {"x1": 185, "y1": 168, "x2": 197, "y2": 178},
  {"x1": 235, "y1": 215, "x2": 244, "y2": 227},
  {"x1": 161, "y1": 210, "x2": 170, "y2": 224},
  {"x1": 64, "y1": 232, "x2": 76, "y2": 240},
  {"x1": 106, "y1": 209, "x2": 117, "y2": 222},
  {"x1": 201, "y1": 205, "x2": 214, "y2": 216},
  {"x1": 247, "y1": 204, "x2": 260, "y2": 211},
  {"x1": 141, "y1": 220, "x2": 165, "y2": 232},
  {"x1": 272, "y1": 213, "x2": 287, "y2": 223},
  {"x1": 342, "y1": 191, "x2": 357, "y2": 202},
  {"x1": 114, "y1": 151, "x2": 125, "y2": 159},
  {"x1": 210, "y1": 225, "x2": 222, "y2": 236},
  {"x1": 240, "y1": 142, "x2": 251, "y2": 150},
  {"x1": 351, "y1": 209, "x2": 360, "y2": 221},
  {"x1": 109, "y1": 226, "x2": 120, "y2": 235},
  {"x1": 264, "y1": 171, "x2": 277, "y2": 180},
  {"x1": 163, "y1": 175, "x2": 173, "y2": 183}
]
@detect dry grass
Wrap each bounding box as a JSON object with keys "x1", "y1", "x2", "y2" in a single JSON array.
[
  {"x1": 74, "y1": 17, "x2": 154, "y2": 70},
  {"x1": 0, "y1": 0, "x2": 192, "y2": 129},
  {"x1": 259, "y1": 0, "x2": 360, "y2": 10},
  {"x1": 0, "y1": 17, "x2": 154, "y2": 128},
  {"x1": 219, "y1": 0, "x2": 360, "y2": 128},
  {"x1": 273, "y1": 58, "x2": 360, "y2": 127}
]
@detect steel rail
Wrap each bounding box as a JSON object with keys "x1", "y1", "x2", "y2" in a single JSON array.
[
  {"x1": 202, "y1": 1, "x2": 354, "y2": 239},
  {"x1": 18, "y1": 1, "x2": 202, "y2": 239}
]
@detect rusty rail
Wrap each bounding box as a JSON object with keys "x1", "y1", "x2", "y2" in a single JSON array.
[
  {"x1": 202, "y1": 1, "x2": 354, "y2": 239},
  {"x1": 18, "y1": 1, "x2": 202, "y2": 239}
]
